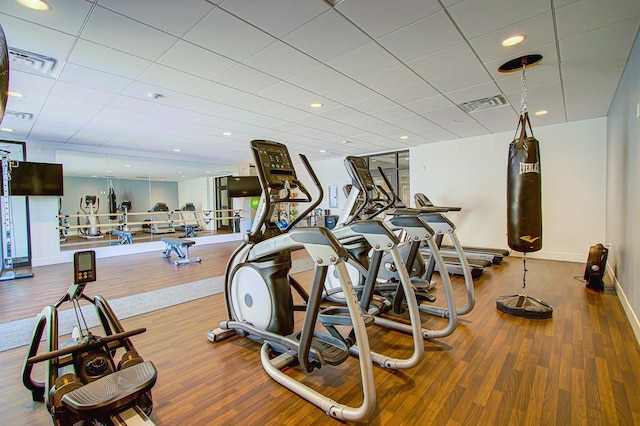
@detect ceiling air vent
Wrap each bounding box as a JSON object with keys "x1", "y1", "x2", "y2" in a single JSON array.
[
  {"x1": 8, "y1": 47, "x2": 58, "y2": 77},
  {"x1": 4, "y1": 110, "x2": 33, "y2": 120},
  {"x1": 458, "y1": 95, "x2": 509, "y2": 113}
]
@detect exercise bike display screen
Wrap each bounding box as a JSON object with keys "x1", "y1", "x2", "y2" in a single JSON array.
[
  {"x1": 74, "y1": 250, "x2": 96, "y2": 284},
  {"x1": 252, "y1": 140, "x2": 296, "y2": 188}
]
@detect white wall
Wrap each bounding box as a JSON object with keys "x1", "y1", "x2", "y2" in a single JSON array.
[
  {"x1": 411, "y1": 118, "x2": 606, "y2": 262},
  {"x1": 311, "y1": 119, "x2": 607, "y2": 263},
  {"x1": 606, "y1": 30, "x2": 640, "y2": 341}
]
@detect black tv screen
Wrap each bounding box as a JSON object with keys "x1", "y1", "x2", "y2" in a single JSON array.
[{"x1": 2, "y1": 161, "x2": 64, "y2": 196}]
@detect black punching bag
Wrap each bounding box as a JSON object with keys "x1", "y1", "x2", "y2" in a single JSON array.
[
  {"x1": 507, "y1": 112, "x2": 542, "y2": 252},
  {"x1": 497, "y1": 111, "x2": 552, "y2": 319}
]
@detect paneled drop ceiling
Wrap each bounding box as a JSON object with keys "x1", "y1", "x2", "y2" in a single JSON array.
[{"x1": 0, "y1": 0, "x2": 638, "y2": 179}]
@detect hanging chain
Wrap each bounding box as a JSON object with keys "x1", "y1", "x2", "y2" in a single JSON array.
[
  {"x1": 521, "y1": 253, "x2": 528, "y2": 294},
  {"x1": 520, "y1": 61, "x2": 528, "y2": 116}
]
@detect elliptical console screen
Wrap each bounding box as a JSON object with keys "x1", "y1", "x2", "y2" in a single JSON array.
[
  {"x1": 345, "y1": 156, "x2": 375, "y2": 190},
  {"x1": 251, "y1": 140, "x2": 296, "y2": 189},
  {"x1": 74, "y1": 250, "x2": 96, "y2": 285}
]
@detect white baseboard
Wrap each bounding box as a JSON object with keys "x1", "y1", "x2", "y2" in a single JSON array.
[{"x1": 607, "y1": 264, "x2": 640, "y2": 346}]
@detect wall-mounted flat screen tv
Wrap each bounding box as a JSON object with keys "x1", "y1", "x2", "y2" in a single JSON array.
[{"x1": 1, "y1": 161, "x2": 64, "y2": 196}]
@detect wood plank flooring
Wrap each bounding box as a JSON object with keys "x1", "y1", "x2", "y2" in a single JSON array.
[{"x1": 1, "y1": 242, "x2": 639, "y2": 425}]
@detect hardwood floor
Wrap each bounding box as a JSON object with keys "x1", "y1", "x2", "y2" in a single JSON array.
[{"x1": 1, "y1": 242, "x2": 639, "y2": 425}]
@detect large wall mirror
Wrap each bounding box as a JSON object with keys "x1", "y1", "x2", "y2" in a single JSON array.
[{"x1": 56, "y1": 150, "x2": 242, "y2": 251}]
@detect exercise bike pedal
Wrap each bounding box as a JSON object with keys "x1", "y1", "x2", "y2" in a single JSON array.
[
  {"x1": 415, "y1": 289, "x2": 436, "y2": 304},
  {"x1": 411, "y1": 277, "x2": 437, "y2": 292},
  {"x1": 318, "y1": 306, "x2": 375, "y2": 328}
]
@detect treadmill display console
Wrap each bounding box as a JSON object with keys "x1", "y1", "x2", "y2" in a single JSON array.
[
  {"x1": 252, "y1": 140, "x2": 296, "y2": 189},
  {"x1": 74, "y1": 250, "x2": 96, "y2": 285},
  {"x1": 345, "y1": 156, "x2": 375, "y2": 190}
]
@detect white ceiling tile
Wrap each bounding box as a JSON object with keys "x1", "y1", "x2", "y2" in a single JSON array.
[
  {"x1": 283, "y1": 10, "x2": 371, "y2": 62},
  {"x1": 172, "y1": 95, "x2": 227, "y2": 115},
  {"x1": 288, "y1": 65, "x2": 354, "y2": 95},
  {"x1": 121, "y1": 82, "x2": 184, "y2": 105},
  {"x1": 50, "y1": 81, "x2": 116, "y2": 105},
  {"x1": 385, "y1": 83, "x2": 440, "y2": 105},
  {"x1": 347, "y1": 95, "x2": 399, "y2": 114},
  {"x1": 243, "y1": 42, "x2": 319, "y2": 80},
  {"x1": 445, "y1": 82, "x2": 503, "y2": 105},
  {"x1": 318, "y1": 106, "x2": 363, "y2": 122},
  {"x1": 1, "y1": 14, "x2": 77, "y2": 78},
  {"x1": 378, "y1": 12, "x2": 464, "y2": 63},
  {"x1": 215, "y1": 64, "x2": 281, "y2": 94},
  {"x1": 336, "y1": 0, "x2": 441, "y2": 39},
  {"x1": 108, "y1": 95, "x2": 166, "y2": 114},
  {"x1": 37, "y1": 96, "x2": 103, "y2": 125},
  {"x1": 138, "y1": 64, "x2": 207, "y2": 94},
  {"x1": 267, "y1": 106, "x2": 310, "y2": 122},
  {"x1": 559, "y1": 20, "x2": 640, "y2": 63},
  {"x1": 418, "y1": 127, "x2": 459, "y2": 142},
  {"x1": 345, "y1": 115, "x2": 396, "y2": 133},
  {"x1": 58, "y1": 63, "x2": 132, "y2": 93},
  {"x1": 7, "y1": 70, "x2": 55, "y2": 95},
  {"x1": 429, "y1": 65, "x2": 493, "y2": 94},
  {"x1": 82, "y1": 6, "x2": 178, "y2": 61},
  {"x1": 321, "y1": 83, "x2": 378, "y2": 105},
  {"x1": 562, "y1": 63, "x2": 624, "y2": 121},
  {"x1": 68, "y1": 39, "x2": 152, "y2": 79},
  {"x1": 468, "y1": 105, "x2": 517, "y2": 133},
  {"x1": 408, "y1": 43, "x2": 479, "y2": 81},
  {"x1": 233, "y1": 95, "x2": 284, "y2": 115},
  {"x1": 422, "y1": 106, "x2": 474, "y2": 127},
  {"x1": 1, "y1": 1, "x2": 91, "y2": 34},
  {"x1": 156, "y1": 41, "x2": 237, "y2": 80},
  {"x1": 447, "y1": 0, "x2": 551, "y2": 39},
  {"x1": 405, "y1": 95, "x2": 456, "y2": 114},
  {"x1": 97, "y1": 0, "x2": 215, "y2": 36},
  {"x1": 555, "y1": 0, "x2": 640, "y2": 40},
  {"x1": 445, "y1": 121, "x2": 490, "y2": 138},
  {"x1": 504, "y1": 82, "x2": 565, "y2": 120},
  {"x1": 371, "y1": 106, "x2": 415, "y2": 121},
  {"x1": 184, "y1": 8, "x2": 276, "y2": 62},
  {"x1": 220, "y1": 0, "x2": 329, "y2": 38},
  {"x1": 469, "y1": 12, "x2": 557, "y2": 63},
  {"x1": 257, "y1": 82, "x2": 315, "y2": 105},
  {"x1": 326, "y1": 42, "x2": 401, "y2": 80},
  {"x1": 194, "y1": 81, "x2": 251, "y2": 105},
  {"x1": 359, "y1": 66, "x2": 425, "y2": 96}
]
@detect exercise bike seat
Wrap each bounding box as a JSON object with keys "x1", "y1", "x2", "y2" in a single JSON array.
[{"x1": 62, "y1": 361, "x2": 157, "y2": 416}]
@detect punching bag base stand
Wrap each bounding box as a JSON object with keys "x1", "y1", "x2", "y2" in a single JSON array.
[{"x1": 496, "y1": 294, "x2": 553, "y2": 320}]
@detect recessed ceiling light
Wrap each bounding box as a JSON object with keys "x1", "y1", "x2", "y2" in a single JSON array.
[
  {"x1": 400, "y1": 135, "x2": 409, "y2": 140},
  {"x1": 205, "y1": 170, "x2": 211, "y2": 174},
  {"x1": 0, "y1": 128, "x2": 14, "y2": 132},
  {"x1": 18, "y1": 0, "x2": 50, "y2": 11},
  {"x1": 222, "y1": 131, "x2": 231, "y2": 136},
  {"x1": 7, "y1": 91, "x2": 24, "y2": 98},
  {"x1": 173, "y1": 149, "x2": 181, "y2": 152},
  {"x1": 319, "y1": 149, "x2": 326, "y2": 153},
  {"x1": 310, "y1": 103, "x2": 323, "y2": 108},
  {"x1": 124, "y1": 164, "x2": 132, "y2": 167},
  {"x1": 534, "y1": 110, "x2": 549, "y2": 116},
  {"x1": 502, "y1": 35, "x2": 526, "y2": 47},
  {"x1": 106, "y1": 170, "x2": 112, "y2": 173}
]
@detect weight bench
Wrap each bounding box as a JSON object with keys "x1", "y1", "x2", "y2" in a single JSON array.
[
  {"x1": 161, "y1": 238, "x2": 201, "y2": 266},
  {"x1": 112, "y1": 230, "x2": 134, "y2": 245}
]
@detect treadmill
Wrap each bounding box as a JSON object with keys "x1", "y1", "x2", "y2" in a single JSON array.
[{"x1": 414, "y1": 193, "x2": 509, "y2": 265}]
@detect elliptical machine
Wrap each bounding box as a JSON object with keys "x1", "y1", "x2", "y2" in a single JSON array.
[
  {"x1": 326, "y1": 156, "x2": 461, "y2": 340},
  {"x1": 22, "y1": 250, "x2": 157, "y2": 425},
  {"x1": 77, "y1": 195, "x2": 103, "y2": 239},
  {"x1": 207, "y1": 140, "x2": 377, "y2": 421}
]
